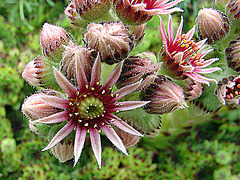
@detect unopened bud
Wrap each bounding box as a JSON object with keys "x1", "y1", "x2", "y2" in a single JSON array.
[
  {"x1": 74, "y1": 0, "x2": 111, "y2": 21},
  {"x1": 196, "y1": 8, "x2": 229, "y2": 44},
  {"x1": 117, "y1": 52, "x2": 161, "y2": 91},
  {"x1": 226, "y1": 0, "x2": 240, "y2": 25},
  {"x1": 65, "y1": 1, "x2": 88, "y2": 28},
  {"x1": 61, "y1": 41, "x2": 94, "y2": 84},
  {"x1": 22, "y1": 57, "x2": 52, "y2": 87},
  {"x1": 85, "y1": 22, "x2": 135, "y2": 65},
  {"x1": 113, "y1": 0, "x2": 183, "y2": 25},
  {"x1": 216, "y1": 76, "x2": 240, "y2": 108},
  {"x1": 40, "y1": 23, "x2": 70, "y2": 62},
  {"x1": 22, "y1": 90, "x2": 62, "y2": 120},
  {"x1": 115, "y1": 127, "x2": 140, "y2": 148},
  {"x1": 183, "y1": 78, "x2": 202, "y2": 101},
  {"x1": 131, "y1": 24, "x2": 146, "y2": 46},
  {"x1": 225, "y1": 38, "x2": 240, "y2": 71},
  {"x1": 51, "y1": 138, "x2": 74, "y2": 163},
  {"x1": 140, "y1": 75, "x2": 187, "y2": 114}
]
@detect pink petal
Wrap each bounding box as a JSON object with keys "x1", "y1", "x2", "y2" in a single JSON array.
[
  {"x1": 159, "y1": 16, "x2": 168, "y2": 43},
  {"x1": 110, "y1": 117, "x2": 143, "y2": 137},
  {"x1": 42, "y1": 119, "x2": 76, "y2": 151},
  {"x1": 194, "y1": 67, "x2": 221, "y2": 74},
  {"x1": 168, "y1": 15, "x2": 174, "y2": 44},
  {"x1": 39, "y1": 95, "x2": 69, "y2": 109},
  {"x1": 185, "y1": 73, "x2": 217, "y2": 85},
  {"x1": 185, "y1": 26, "x2": 195, "y2": 40},
  {"x1": 54, "y1": 67, "x2": 77, "y2": 99},
  {"x1": 173, "y1": 16, "x2": 183, "y2": 44},
  {"x1": 201, "y1": 58, "x2": 219, "y2": 67},
  {"x1": 34, "y1": 110, "x2": 70, "y2": 124},
  {"x1": 90, "y1": 128, "x2": 102, "y2": 169},
  {"x1": 111, "y1": 81, "x2": 141, "y2": 102},
  {"x1": 75, "y1": 54, "x2": 88, "y2": 92},
  {"x1": 157, "y1": 7, "x2": 183, "y2": 15},
  {"x1": 195, "y1": 39, "x2": 207, "y2": 49},
  {"x1": 161, "y1": 0, "x2": 184, "y2": 9},
  {"x1": 110, "y1": 101, "x2": 150, "y2": 112},
  {"x1": 99, "y1": 62, "x2": 123, "y2": 94},
  {"x1": 90, "y1": 54, "x2": 101, "y2": 88},
  {"x1": 99, "y1": 123, "x2": 128, "y2": 156},
  {"x1": 74, "y1": 125, "x2": 87, "y2": 166}
]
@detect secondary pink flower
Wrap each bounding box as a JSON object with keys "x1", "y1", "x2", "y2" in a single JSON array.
[
  {"x1": 31, "y1": 55, "x2": 147, "y2": 168},
  {"x1": 159, "y1": 15, "x2": 221, "y2": 85},
  {"x1": 113, "y1": 0, "x2": 183, "y2": 25}
]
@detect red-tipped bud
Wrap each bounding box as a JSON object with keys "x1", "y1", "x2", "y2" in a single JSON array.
[
  {"x1": 225, "y1": 38, "x2": 240, "y2": 71},
  {"x1": 22, "y1": 57, "x2": 51, "y2": 87},
  {"x1": 61, "y1": 41, "x2": 94, "y2": 84},
  {"x1": 115, "y1": 127, "x2": 140, "y2": 148},
  {"x1": 65, "y1": 1, "x2": 87, "y2": 28},
  {"x1": 183, "y1": 78, "x2": 202, "y2": 101},
  {"x1": 74, "y1": 0, "x2": 111, "y2": 21},
  {"x1": 22, "y1": 90, "x2": 63, "y2": 120},
  {"x1": 196, "y1": 8, "x2": 229, "y2": 44},
  {"x1": 51, "y1": 138, "x2": 74, "y2": 163},
  {"x1": 226, "y1": 0, "x2": 240, "y2": 25},
  {"x1": 85, "y1": 22, "x2": 135, "y2": 65},
  {"x1": 40, "y1": 23, "x2": 70, "y2": 62},
  {"x1": 140, "y1": 75, "x2": 187, "y2": 114},
  {"x1": 113, "y1": 0, "x2": 183, "y2": 25},
  {"x1": 216, "y1": 76, "x2": 240, "y2": 108},
  {"x1": 117, "y1": 52, "x2": 161, "y2": 91}
]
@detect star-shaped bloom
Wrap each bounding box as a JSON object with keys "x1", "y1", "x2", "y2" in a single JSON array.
[
  {"x1": 31, "y1": 55, "x2": 147, "y2": 168},
  {"x1": 159, "y1": 15, "x2": 221, "y2": 85},
  {"x1": 113, "y1": 0, "x2": 183, "y2": 25}
]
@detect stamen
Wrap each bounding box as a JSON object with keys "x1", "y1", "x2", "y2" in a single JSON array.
[
  {"x1": 111, "y1": 119, "x2": 115, "y2": 122},
  {"x1": 102, "y1": 90, "x2": 105, "y2": 94},
  {"x1": 69, "y1": 102, "x2": 73, "y2": 106},
  {"x1": 87, "y1": 129, "x2": 90, "y2": 133},
  {"x1": 98, "y1": 129, "x2": 102, "y2": 133},
  {"x1": 101, "y1": 122, "x2": 105, "y2": 125},
  {"x1": 84, "y1": 123, "x2": 89, "y2": 126},
  {"x1": 94, "y1": 124, "x2": 98, "y2": 128},
  {"x1": 69, "y1": 114, "x2": 73, "y2": 117}
]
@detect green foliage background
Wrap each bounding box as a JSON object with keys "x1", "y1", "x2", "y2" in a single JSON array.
[{"x1": 1, "y1": 0, "x2": 240, "y2": 179}]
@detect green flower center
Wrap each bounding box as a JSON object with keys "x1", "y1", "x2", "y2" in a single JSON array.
[{"x1": 77, "y1": 96, "x2": 104, "y2": 120}]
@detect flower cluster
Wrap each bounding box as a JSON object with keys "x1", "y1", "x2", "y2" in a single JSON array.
[{"x1": 21, "y1": 0, "x2": 236, "y2": 169}]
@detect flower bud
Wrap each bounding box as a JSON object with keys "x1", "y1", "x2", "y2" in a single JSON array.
[
  {"x1": 22, "y1": 57, "x2": 52, "y2": 87},
  {"x1": 216, "y1": 76, "x2": 240, "y2": 108},
  {"x1": 226, "y1": 0, "x2": 240, "y2": 25},
  {"x1": 115, "y1": 127, "x2": 140, "y2": 148},
  {"x1": 131, "y1": 23, "x2": 146, "y2": 46},
  {"x1": 40, "y1": 23, "x2": 70, "y2": 62},
  {"x1": 51, "y1": 138, "x2": 74, "y2": 163},
  {"x1": 140, "y1": 75, "x2": 187, "y2": 114},
  {"x1": 74, "y1": 0, "x2": 111, "y2": 21},
  {"x1": 225, "y1": 38, "x2": 240, "y2": 71},
  {"x1": 196, "y1": 8, "x2": 229, "y2": 44},
  {"x1": 60, "y1": 41, "x2": 94, "y2": 84},
  {"x1": 22, "y1": 90, "x2": 62, "y2": 120},
  {"x1": 64, "y1": 1, "x2": 88, "y2": 28},
  {"x1": 117, "y1": 52, "x2": 161, "y2": 91},
  {"x1": 113, "y1": 0, "x2": 183, "y2": 25},
  {"x1": 85, "y1": 22, "x2": 135, "y2": 65},
  {"x1": 183, "y1": 78, "x2": 202, "y2": 101}
]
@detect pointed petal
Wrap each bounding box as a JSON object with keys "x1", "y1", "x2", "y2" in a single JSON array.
[
  {"x1": 185, "y1": 26, "x2": 195, "y2": 40},
  {"x1": 185, "y1": 72, "x2": 217, "y2": 85},
  {"x1": 74, "y1": 125, "x2": 86, "y2": 166},
  {"x1": 195, "y1": 39, "x2": 207, "y2": 49},
  {"x1": 112, "y1": 81, "x2": 141, "y2": 102},
  {"x1": 99, "y1": 123, "x2": 128, "y2": 155},
  {"x1": 168, "y1": 15, "x2": 174, "y2": 44},
  {"x1": 201, "y1": 58, "x2": 219, "y2": 67},
  {"x1": 194, "y1": 67, "x2": 221, "y2": 74},
  {"x1": 34, "y1": 110, "x2": 70, "y2": 124},
  {"x1": 54, "y1": 67, "x2": 77, "y2": 99},
  {"x1": 42, "y1": 119, "x2": 76, "y2": 151},
  {"x1": 76, "y1": 55, "x2": 88, "y2": 92},
  {"x1": 90, "y1": 54, "x2": 101, "y2": 88},
  {"x1": 39, "y1": 95, "x2": 69, "y2": 109},
  {"x1": 159, "y1": 16, "x2": 168, "y2": 43},
  {"x1": 111, "y1": 120, "x2": 143, "y2": 137},
  {"x1": 174, "y1": 16, "x2": 183, "y2": 44},
  {"x1": 99, "y1": 62, "x2": 123, "y2": 93},
  {"x1": 90, "y1": 128, "x2": 102, "y2": 169},
  {"x1": 110, "y1": 101, "x2": 150, "y2": 112}
]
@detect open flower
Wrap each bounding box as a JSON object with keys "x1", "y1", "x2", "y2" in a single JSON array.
[
  {"x1": 159, "y1": 15, "x2": 221, "y2": 85},
  {"x1": 113, "y1": 0, "x2": 183, "y2": 25},
  {"x1": 30, "y1": 55, "x2": 147, "y2": 168}
]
